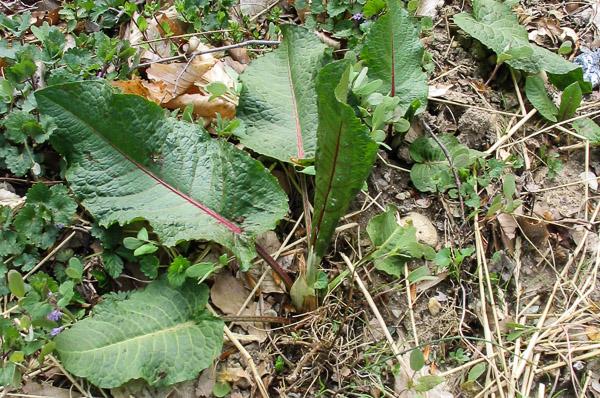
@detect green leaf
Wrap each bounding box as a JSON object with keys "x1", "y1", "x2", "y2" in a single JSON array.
[
  {"x1": 311, "y1": 60, "x2": 378, "y2": 259},
  {"x1": 548, "y1": 68, "x2": 592, "y2": 93},
  {"x1": 65, "y1": 257, "x2": 83, "y2": 280},
  {"x1": 410, "y1": 134, "x2": 480, "y2": 193},
  {"x1": 206, "y1": 82, "x2": 228, "y2": 101},
  {"x1": 55, "y1": 279, "x2": 223, "y2": 388},
  {"x1": 572, "y1": 118, "x2": 600, "y2": 144},
  {"x1": 57, "y1": 280, "x2": 74, "y2": 308},
  {"x1": 453, "y1": 0, "x2": 577, "y2": 75},
  {"x1": 7, "y1": 270, "x2": 25, "y2": 298},
  {"x1": 468, "y1": 363, "x2": 487, "y2": 382},
  {"x1": 36, "y1": 81, "x2": 288, "y2": 268},
  {"x1": 367, "y1": 206, "x2": 435, "y2": 277},
  {"x1": 525, "y1": 75, "x2": 557, "y2": 122},
  {"x1": 236, "y1": 25, "x2": 327, "y2": 162},
  {"x1": 137, "y1": 227, "x2": 149, "y2": 241},
  {"x1": 123, "y1": 237, "x2": 143, "y2": 250},
  {"x1": 414, "y1": 375, "x2": 445, "y2": 392},
  {"x1": 363, "y1": 0, "x2": 386, "y2": 17},
  {"x1": 407, "y1": 265, "x2": 432, "y2": 283},
  {"x1": 102, "y1": 252, "x2": 124, "y2": 278},
  {"x1": 410, "y1": 348, "x2": 425, "y2": 371},
  {"x1": 167, "y1": 255, "x2": 191, "y2": 287},
  {"x1": 362, "y1": 0, "x2": 428, "y2": 115},
  {"x1": 557, "y1": 81, "x2": 582, "y2": 121},
  {"x1": 139, "y1": 255, "x2": 160, "y2": 279},
  {"x1": 213, "y1": 381, "x2": 231, "y2": 397},
  {"x1": 185, "y1": 262, "x2": 215, "y2": 279},
  {"x1": 434, "y1": 247, "x2": 452, "y2": 268},
  {"x1": 133, "y1": 243, "x2": 158, "y2": 256}
]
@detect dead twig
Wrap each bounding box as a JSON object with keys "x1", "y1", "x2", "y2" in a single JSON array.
[{"x1": 137, "y1": 40, "x2": 280, "y2": 68}]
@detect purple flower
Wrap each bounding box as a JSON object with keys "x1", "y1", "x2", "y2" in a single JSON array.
[
  {"x1": 50, "y1": 326, "x2": 64, "y2": 337},
  {"x1": 47, "y1": 309, "x2": 62, "y2": 322},
  {"x1": 351, "y1": 13, "x2": 364, "y2": 21}
]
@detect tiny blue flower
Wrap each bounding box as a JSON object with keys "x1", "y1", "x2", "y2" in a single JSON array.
[
  {"x1": 50, "y1": 326, "x2": 64, "y2": 337},
  {"x1": 351, "y1": 13, "x2": 364, "y2": 21},
  {"x1": 47, "y1": 309, "x2": 62, "y2": 322}
]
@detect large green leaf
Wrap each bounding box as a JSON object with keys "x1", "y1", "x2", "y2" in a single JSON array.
[
  {"x1": 55, "y1": 279, "x2": 223, "y2": 388},
  {"x1": 361, "y1": 0, "x2": 428, "y2": 115},
  {"x1": 35, "y1": 81, "x2": 288, "y2": 267},
  {"x1": 311, "y1": 60, "x2": 378, "y2": 258},
  {"x1": 236, "y1": 25, "x2": 327, "y2": 162},
  {"x1": 454, "y1": 0, "x2": 577, "y2": 74}
]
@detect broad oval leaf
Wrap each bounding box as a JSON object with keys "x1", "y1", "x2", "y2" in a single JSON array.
[
  {"x1": 525, "y1": 75, "x2": 557, "y2": 122},
  {"x1": 236, "y1": 24, "x2": 327, "y2": 162},
  {"x1": 362, "y1": 0, "x2": 428, "y2": 115},
  {"x1": 311, "y1": 60, "x2": 378, "y2": 258},
  {"x1": 35, "y1": 81, "x2": 288, "y2": 267},
  {"x1": 454, "y1": 0, "x2": 577, "y2": 75},
  {"x1": 55, "y1": 280, "x2": 223, "y2": 388}
]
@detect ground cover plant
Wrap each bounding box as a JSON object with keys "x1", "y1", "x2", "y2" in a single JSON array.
[{"x1": 1, "y1": 0, "x2": 600, "y2": 396}]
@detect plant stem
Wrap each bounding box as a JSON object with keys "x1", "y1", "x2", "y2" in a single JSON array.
[{"x1": 255, "y1": 243, "x2": 293, "y2": 290}]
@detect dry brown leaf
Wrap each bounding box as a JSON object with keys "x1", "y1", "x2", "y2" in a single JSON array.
[
  {"x1": 587, "y1": 326, "x2": 600, "y2": 341},
  {"x1": 497, "y1": 213, "x2": 518, "y2": 240},
  {"x1": 218, "y1": 367, "x2": 252, "y2": 385},
  {"x1": 126, "y1": 7, "x2": 180, "y2": 62},
  {"x1": 198, "y1": 60, "x2": 236, "y2": 90},
  {"x1": 416, "y1": 271, "x2": 448, "y2": 293},
  {"x1": 22, "y1": 382, "x2": 82, "y2": 398},
  {"x1": 112, "y1": 77, "x2": 154, "y2": 101},
  {"x1": 145, "y1": 58, "x2": 217, "y2": 103},
  {"x1": 211, "y1": 272, "x2": 249, "y2": 315},
  {"x1": 227, "y1": 46, "x2": 250, "y2": 64},
  {"x1": 196, "y1": 368, "x2": 217, "y2": 397},
  {"x1": 165, "y1": 93, "x2": 236, "y2": 119}
]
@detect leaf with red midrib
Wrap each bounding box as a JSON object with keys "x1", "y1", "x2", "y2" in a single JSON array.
[
  {"x1": 236, "y1": 24, "x2": 327, "y2": 163},
  {"x1": 36, "y1": 81, "x2": 288, "y2": 267},
  {"x1": 362, "y1": 0, "x2": 428, "y2": 115},
  {"x1": 311, "y1": 60, "x2": 378, "y2": 258}
]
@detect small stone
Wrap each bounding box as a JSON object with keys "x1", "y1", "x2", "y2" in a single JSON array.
[
  {"x1": 428, "y1": 297, "x2": 442, "y2": 316},
  {"x1": 399, "y1": 212, "x2": 438, "y2": 246}
]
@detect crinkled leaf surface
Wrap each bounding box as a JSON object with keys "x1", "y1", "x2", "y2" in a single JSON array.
[
  {"x1": 35, "y1": 81, "x2": 288, "y2": 267},
  {"x1": 362, "y1": 0, "x2": 428, "y2": 115},
  {"x1": 367, "y1": 206, "x2": 435, "y2": 277},
  {"x1": 236, "y1": 25, "x2": 327, "y2": 162},
  {"x1": 55, "y1": 279, "x2": 223, "y2": 388},
  {"x1": 311, "y1": 60, "x2": 378, "y2": 258},
  {"x1": 454, "y1": 0, "x2": 577, "y2": 74},
  {"x1": 410, "y1": 134, "x2": 480, "y2": 193}
]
